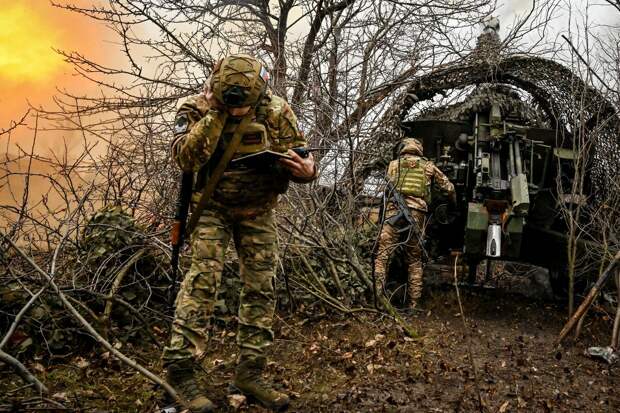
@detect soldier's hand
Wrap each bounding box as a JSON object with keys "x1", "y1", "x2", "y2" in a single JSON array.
[
  {"x1": 228, "y1": 106, "x2": 252, "y2": 117},
  {"x1": 205, "y1": 83, "x2": 251, "y2": 117},
  {"x1": 205, "y1": 84, "x2": 224, "y2": 111},
  {"x1": 449, "y1": 192, "x2": 457, "y2": 205},
  {"x1": 279, "y1": 149, "x2": 316, "y2": 179}
]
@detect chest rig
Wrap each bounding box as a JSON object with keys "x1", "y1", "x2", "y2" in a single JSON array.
[
  {"x1": 233, "y1": 94, "x2": 271, "y2": 156},
  {"x1": 393, "y1": 158, "x2": 430, "y2": 202},
  {"x1": 194, "y1": 95, "x2": 290, "y2": 204}
]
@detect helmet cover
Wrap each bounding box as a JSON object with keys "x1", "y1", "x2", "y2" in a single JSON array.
[
  {"x1": 399, "y1": 138, "x2": 424, "y2": 156},
  {"x1": 210, "y1": 54, "x2": 269, "y2": 107}
]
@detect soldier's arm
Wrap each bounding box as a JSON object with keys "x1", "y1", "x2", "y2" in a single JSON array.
[
  {"x1": 171, "y1": 99, "x2": 227, "y2": 172},
  {"x1": 431, "y1": 163, "x2": 456, "y2": 202},
  {"x1": 386, "y1": 160, "x2": 398, "y2": 184},
  {"x1": 277, "y1": 101, "x2": 317, "y2": 183}
]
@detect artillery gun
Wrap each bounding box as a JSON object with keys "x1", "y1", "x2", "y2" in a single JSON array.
[
  {"x1": 402, "y1": 94, "x2": 580, "y2": 286},
  {"x1": 364, "y1": 17, "x2": 620, "y2": 292}
]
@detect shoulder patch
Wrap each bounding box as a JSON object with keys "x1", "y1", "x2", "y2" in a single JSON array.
[{"x1": 174, "y1": 114, "x2": 189, "y2": 134}]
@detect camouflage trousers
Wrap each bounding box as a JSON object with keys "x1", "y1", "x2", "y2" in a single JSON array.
[
  {"x1": 162, "y1": 207, "x2": 277, "y2": 364},
  {"x1": 374, "y1": 208, "x2": 426, "y2": 306}
]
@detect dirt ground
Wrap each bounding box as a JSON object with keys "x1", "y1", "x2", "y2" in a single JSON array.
[{"x1": 1, "y1": 287, "x2": 618, "y2": 412}]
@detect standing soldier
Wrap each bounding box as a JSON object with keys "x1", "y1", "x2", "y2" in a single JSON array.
[
  {"x1": 163, "y1": 54, "x2": 317, "y2": 412},
  {"x1": 374, "y1": 138, "x2": 455, "y2": 309}
]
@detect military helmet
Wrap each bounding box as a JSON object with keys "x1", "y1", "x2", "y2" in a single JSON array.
[
  {"x1": 210, "y1": 54, "x2": 269, "y2": 107},
  {"x1": 399, "y1": 138, "x2": 424, "y2": 156}
]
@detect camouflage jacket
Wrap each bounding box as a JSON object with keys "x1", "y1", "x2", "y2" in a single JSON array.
[
  {"x1": 386, "y1": 154, "x2": 455, "y2": 212},
  {"x1": 171, "y1": 91, "x2": 314, "y2": 214}
]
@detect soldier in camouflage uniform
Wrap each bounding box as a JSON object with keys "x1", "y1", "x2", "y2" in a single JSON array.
[
  {"x1": 163, "y1": 54, "x2": 317, "y2": 412},
  {"x1": 374, "y1": 138, "x2": 455, "y2": 309}
]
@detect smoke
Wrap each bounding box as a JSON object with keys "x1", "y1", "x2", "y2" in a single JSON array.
[{"x1": 0, "y1": 0, "x2": 118, "y2": 155}]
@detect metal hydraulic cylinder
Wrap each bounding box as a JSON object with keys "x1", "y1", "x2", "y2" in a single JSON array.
[{"x1": 486, "y1": 223, "x2": 502, "y2": 257}]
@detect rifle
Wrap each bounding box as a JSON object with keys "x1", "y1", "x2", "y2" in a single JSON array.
[
  {"x1": 384, "y1": 180, "x2": 429, "y2": 261},
  {"x1": 168, "y1": 171, "x2": 194, "y2": 308}
]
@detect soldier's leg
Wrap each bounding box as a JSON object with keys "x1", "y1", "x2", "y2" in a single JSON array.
[
  {"x1": 405, "y1": 211, "x2": 427, "y2": 308},
  {"x1": 374, "y1": 222, "x2": 399, "y2": 290},
  {"x1": 162, "y1": 208, "x2": 232, "y2": 412},
  {"x1": 163, "y1": 208, "x2": 232, "y2": 363},
  {"x1": 231, "y1": 209, "x2": 288, "y2": 410},
  {"x1": 233, "y1": 209, "x2": 277, "y2": 361}
]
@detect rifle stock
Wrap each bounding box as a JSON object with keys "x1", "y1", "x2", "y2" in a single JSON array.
[
  {"x1": 169, "y1": 171, "x2": 194, "y2": 308},
  {"x1": 385, "y1": 181, "x2": 415, "y2": 229}
]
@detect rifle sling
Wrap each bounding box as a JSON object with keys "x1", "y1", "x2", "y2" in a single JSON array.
[{"x1": 185, "y1": 113, "x2": 252, "y2": 236}]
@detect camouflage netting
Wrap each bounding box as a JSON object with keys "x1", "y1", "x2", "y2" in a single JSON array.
[
  {"x1": 0, "y1": 206, "x2": 170, "y2": 355},
  {"x1": 418, "y1": 85, "x2": 548, "y2": 127},
  {"x1": 360, "y1": 24, "x2": 620, "y2": 202},
  {"x1": 80, "y1": 205, "x2": 142, "y2": 272}
]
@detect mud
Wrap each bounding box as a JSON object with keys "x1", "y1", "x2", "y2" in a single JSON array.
[{"x1": 1, "y1": 289, "x2": 618, "y2": 412}]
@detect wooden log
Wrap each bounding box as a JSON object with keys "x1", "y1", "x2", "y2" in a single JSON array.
[{"x1": 556, "y1": 250, "x2": 620, "y2": 345}]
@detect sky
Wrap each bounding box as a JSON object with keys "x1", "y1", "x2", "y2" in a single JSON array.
[{"x1": 0, "y1": 0, "x2": 117, "y2": 153}]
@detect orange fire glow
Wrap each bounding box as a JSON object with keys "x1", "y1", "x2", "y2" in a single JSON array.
[
  {"x1": 0, "y1": 3, "x2": 65, "y2": 83},
  {"x1": 0, "y1": 0, "x2": 117, "y2": 140}
]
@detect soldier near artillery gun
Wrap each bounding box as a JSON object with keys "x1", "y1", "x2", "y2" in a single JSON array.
[
  {"x1": 374, "y1": 138, "x2": 455, "y2": 309},
  {"x1": 164, "y1": 54, "x2": 317, "y2": 412}
]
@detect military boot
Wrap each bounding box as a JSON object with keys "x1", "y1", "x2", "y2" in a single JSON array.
[
  {"x1": 232, "y1": 357, "x2": 289, "y2": 411},
  {"x1": 166, "y1": 359, "x2": 215, "y2": 413}
]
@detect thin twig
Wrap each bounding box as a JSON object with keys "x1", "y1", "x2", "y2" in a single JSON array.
[
  {"x1": 561, "y1": 35, "x2": 619, "y2": 94},
  {"x1": 557, "y1": 251, "x2": 620, "y2": 344},
  {"x1": 453, "y1": 254, "x2": 484, "y2": 412},
  {"x1": 0, "y1": 348, "x2": 48, "y2": 394},
  {"x1": 2, "y1": 235, "x2": 185, "y2": 408},
  {"x1": 0, "y1": 284, "x2": 49, "y2": 350}
]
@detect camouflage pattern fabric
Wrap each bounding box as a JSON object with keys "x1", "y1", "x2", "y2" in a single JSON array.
[
  {"x1": 162, "y1": 207, "x2": 277, "y2": 362},
  {"x1": 80, "y1": 205, "x2": 140, "y2": 269},
  {"x1": 374, "y1": 207, "x2": 426, "y2": 305},
  {"x1": 386, "y1": 154, "x2": 454, "y2": 212},
  {"x1": 171, "y1": 91, "x2": 308, "y2": 213},
  {"x1": 376, "y1": 150, "x2": 454, "y2": 306},
  {"x1": 163, "y1": 88, "x2": 312, "y2": 364}
]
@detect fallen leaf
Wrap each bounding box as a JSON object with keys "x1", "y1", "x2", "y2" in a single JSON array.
[
  {"x1": 52, "y1": 392, "x2": 68, "y2": 401},
  {"x1": 342, "y1": 352, "x2": 353, "y2": 359},
  {"x1": 75, "y1": 357, "x2": 90, "y2": 369},
  {"x1": 499, "y1": 400, "x2": 510, "y2": 413},
  {"x1": 32, "y1": 362, "x2": 45, "y2": 373},
  {"x1": 365, "y1": 339, "x2": 377, "y2": 348},
  {"x1": 17, "y1": 337, "x2": 33, "y2": 353},
  {"x1": 228, "y1": 394, "x2": 246, "y2": 410}
]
